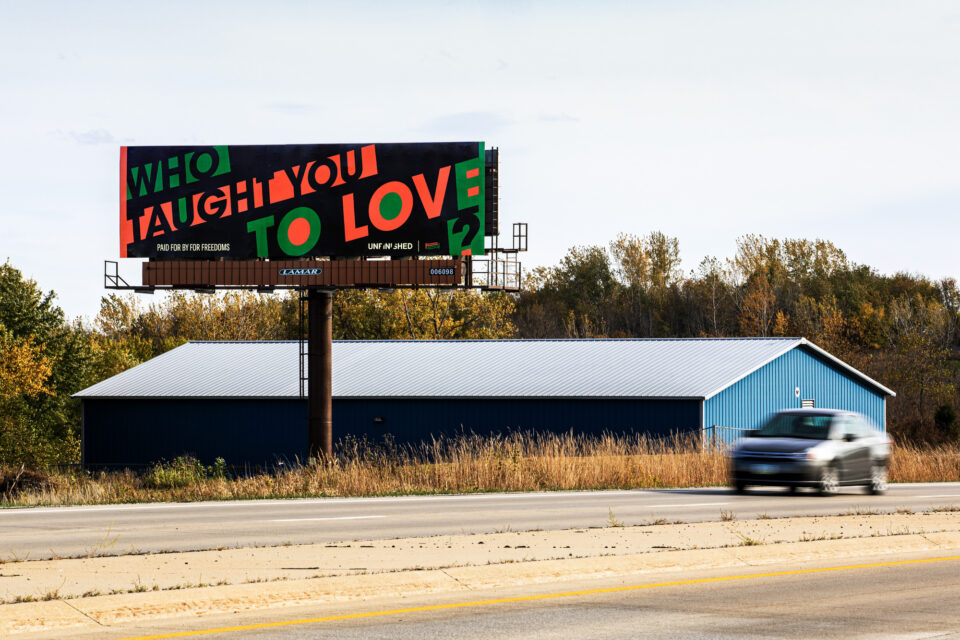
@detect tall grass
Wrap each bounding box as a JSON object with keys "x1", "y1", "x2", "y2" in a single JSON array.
[
  {"x1": 889, "y1": 442, "x2": 960, "y2": 483},
  {"x1": 1, "y1": 432, "x2": 958, "y2": 507}
]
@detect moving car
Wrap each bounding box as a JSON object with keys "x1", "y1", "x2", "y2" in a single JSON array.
[{"x1": 728, "y1": 409, "x2": 892, "y2": 495}]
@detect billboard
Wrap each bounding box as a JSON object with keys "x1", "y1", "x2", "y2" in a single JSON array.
[{"x1": 120, "y1": 142, "x2": 486, "y2": 259}]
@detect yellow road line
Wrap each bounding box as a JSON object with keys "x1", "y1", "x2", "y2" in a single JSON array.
[{"x1": 117, "y1": 554, "x2": 960, "y2": 640}]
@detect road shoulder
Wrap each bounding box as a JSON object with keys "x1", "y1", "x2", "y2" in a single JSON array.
[{"x1": 2, "y1": 511, "x2": 959, "y2": 636}]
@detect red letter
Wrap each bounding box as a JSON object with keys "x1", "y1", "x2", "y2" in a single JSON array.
[
  {"x1": 412, "y1": 166, "x2": 450, "y2": 219},
  {"x1": 359, "y1": 144, "x2": 378, "y2": 178},
  {"x1": 342, "y1": 193, "x2": 368, "y2": 241}
]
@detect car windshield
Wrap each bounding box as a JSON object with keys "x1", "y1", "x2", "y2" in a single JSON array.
[{"x1": 753, "y1": 413, "x2": 833, "y2": 439}]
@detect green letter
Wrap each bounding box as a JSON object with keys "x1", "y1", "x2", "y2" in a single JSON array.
[{"x1": 246, "y1": 215, "x2": 275, "y2": 258}]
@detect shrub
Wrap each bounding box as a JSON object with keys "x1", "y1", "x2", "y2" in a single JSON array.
[{"x1": 145, "y1": 456, "x2": 215, "y2": 489}]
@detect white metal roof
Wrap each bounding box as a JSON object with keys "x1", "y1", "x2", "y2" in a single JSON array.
[{"x1": 73, "y1": 338, "x2": 894, "y2": 400}]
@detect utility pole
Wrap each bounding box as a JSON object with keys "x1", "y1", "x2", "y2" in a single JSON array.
[{"x1": 307, "y1": 289, "x2": 333, "y2": 460}]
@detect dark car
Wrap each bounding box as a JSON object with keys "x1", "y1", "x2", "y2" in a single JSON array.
[{"x1": 728, "y1": 409, "x2": 892, "y2": 495}]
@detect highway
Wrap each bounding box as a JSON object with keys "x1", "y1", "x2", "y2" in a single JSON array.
[
  {"x1": 2, "y1": 482, "x2": 959, "y2": 560},
  {"x1": 54, "y1": 549, "x2": 960, "y2": 640}
]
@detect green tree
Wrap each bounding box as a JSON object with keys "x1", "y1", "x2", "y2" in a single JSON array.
[
  {"x1": 0, "y1": 261, "x2": 84, "y2": 465},
  {"x1": 526, "y1": 245, "x2": 619, "y2": 338},
  {"x1": 872, "y1": 295, "x2": 958, "y2": 442}
]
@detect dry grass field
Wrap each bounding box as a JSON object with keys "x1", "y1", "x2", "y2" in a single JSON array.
[
  {"x1": 2, "y1": 432, "x2": 959, "y2": 507},
  {"x1": 888, "y1": 441, "x2": 960, "y2": 483}
]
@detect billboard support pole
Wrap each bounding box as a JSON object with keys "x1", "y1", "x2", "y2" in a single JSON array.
[{"x1": 308, "y1": 289, "x2": 333, "y2": 461}]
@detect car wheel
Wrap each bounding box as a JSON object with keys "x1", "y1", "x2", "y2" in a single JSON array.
[
  {"x1": 732, "y1": 480, "x2": 747, "y2": 494},
  {"x1": 868, "y1": 464, "x2": 888, "y2": 495},
  {"x1": 787, "y1": 485, "x2": 799, "y2": 494},
  {"x1": 819, "y1": 466, "x2": 839, "y2": 496}
]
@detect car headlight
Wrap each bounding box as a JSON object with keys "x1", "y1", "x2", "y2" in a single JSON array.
[{"x1": 805, "y1": 447, "x2": 830, "y2": 461}]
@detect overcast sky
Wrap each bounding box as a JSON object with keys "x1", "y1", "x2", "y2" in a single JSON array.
[{"x1": 1, "y1": 0, "x2": 958, "y2": 320}]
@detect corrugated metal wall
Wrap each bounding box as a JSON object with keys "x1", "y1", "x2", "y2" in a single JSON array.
[
  {"x1": 334, "y1": 398, "x2": 701, "y2": 444},
  {"x1": 83, "y1": 399, "x2": 308, "y2": 468},
  {"x1": 703, "y1": 345, "x2": 886, "y2": 444},
  {"x1": 82, "y1": 397, "x2": 701, "y2": 468}
]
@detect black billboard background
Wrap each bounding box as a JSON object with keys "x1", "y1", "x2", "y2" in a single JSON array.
[{"x1": 121, "y1": 142, "x2": 485, "y2": 259}]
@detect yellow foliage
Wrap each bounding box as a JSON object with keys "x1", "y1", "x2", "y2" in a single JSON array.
[
  {"x1": 772, "y1": 310, "x2": 790, "y2": 337},
  {"x1": 335, "y1": 289, "x2": 515, "y2": 340},
  {"x1": 0, "y1": 327, "x2": 52, "y2": 403},
  {"x1": 610, "y1": 231, "x2": 681, "y2": 294}
]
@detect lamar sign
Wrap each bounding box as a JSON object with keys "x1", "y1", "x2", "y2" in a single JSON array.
[{"x1": 120, "y1": 142, "x2": 486, "y2": 259}]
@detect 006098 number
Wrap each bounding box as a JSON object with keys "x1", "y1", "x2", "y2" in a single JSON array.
[{"x1": 429, "y1": 268, "x2": 455, "y2": 276}]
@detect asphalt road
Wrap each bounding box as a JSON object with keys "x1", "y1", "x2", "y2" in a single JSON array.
[
  {"x1": 56, "y1": 550, "x2": 960, "y2": 640},
  {"x1": 2, "y1": 482, "x2": 959, "y2": 560}
]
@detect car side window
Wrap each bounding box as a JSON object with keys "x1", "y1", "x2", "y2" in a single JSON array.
[
  {"x1": 834, "y1": 416, "x2": 861, "y2": 440},
  {"x1": 830, "y1": 416, "x2": 849, "y2": 439}
]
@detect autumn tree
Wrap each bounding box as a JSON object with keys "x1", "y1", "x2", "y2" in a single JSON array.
[
  {"x1": 0, "y1": 326, "x2": 54, "y2": 465},
  {"x1": 608, "y1": 232, "x2": 682, "y2": 336},
  {"x1": 738, "y1": 271, "x2": 777, "y2": 336},
  {"x1": 334, "y1": 289, "x2": 516, "y2": 340},
  {"x1": 100, "y1": 291, "x2": 299, "y2": 356},
  {"x1": 789, "y1": 295, "x2": 849, "y2": 357},
  {"x1": 0, "y1": 262, "x2": 85, "y2": 465},
  {"x1": 0, "y1": 329, "x2": 51, "y2": 401}
]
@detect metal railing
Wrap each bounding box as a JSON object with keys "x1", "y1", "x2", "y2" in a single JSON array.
[
  {"x1": 469, "y1": 253, "x2": 522, "y2": 291},
  {"x1": 104, "y1": 260, "x2": 131, "y2": 289}
]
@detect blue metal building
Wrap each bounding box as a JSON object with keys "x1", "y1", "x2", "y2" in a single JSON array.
[{"x1": 74, "y1": 338, "x2": 894, "y2": 468}]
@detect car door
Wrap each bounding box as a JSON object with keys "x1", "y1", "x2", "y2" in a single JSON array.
[{"x1": 839, "y1": 416, "x2": 872, "y2": 482}]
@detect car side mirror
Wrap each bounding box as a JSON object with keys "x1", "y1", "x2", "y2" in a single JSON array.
[{"x1": 843, "y1": 433, "x2": 856, "y2": 442}]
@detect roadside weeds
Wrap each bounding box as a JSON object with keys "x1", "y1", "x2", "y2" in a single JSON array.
[{"x1": 3, "y1": 434, "x2": 959, "y2": 507}]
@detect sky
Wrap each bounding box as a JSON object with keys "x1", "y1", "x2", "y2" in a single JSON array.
[{"x1": 1, "y1": 0, "x2": 959, "y2": 321}]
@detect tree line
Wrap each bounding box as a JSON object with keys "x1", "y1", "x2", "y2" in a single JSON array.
[
  {"x1": 517, "y1": 233, "x2": 959, "y2": 443},
  {"x1": 1, "y1": 233, "x2": 957, "y2": 466}
]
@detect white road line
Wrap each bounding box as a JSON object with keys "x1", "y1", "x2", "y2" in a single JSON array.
[
  {"x1": 4, "y1": 485, "x2": 960, "y2": 516},
  {"x1": 268, "y1": 515, "x2": 387, "y2": 523}
]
